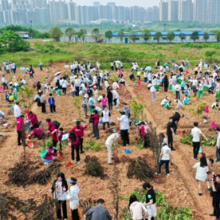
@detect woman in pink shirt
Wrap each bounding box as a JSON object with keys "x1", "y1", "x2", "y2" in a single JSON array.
[
  {"x1": 92, "y1": 110, "x2": 100, "y2": 139},
  {"x1": 42, "y1": 145, "x2": 57, "y2": 165},
  {"x1": 101, "y1": 94, "x2": 108, "y2": 110},
  {"x1": 71, "y1": 121, "x2": 88, "y2": 154}
]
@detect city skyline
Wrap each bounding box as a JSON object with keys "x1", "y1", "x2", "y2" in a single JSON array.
[{"x1": 61, "y1": 0, "x2": 160, "y2": 7}]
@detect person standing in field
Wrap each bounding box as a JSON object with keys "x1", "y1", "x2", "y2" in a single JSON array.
[
  {"x1": 48, "y1": 93, "x2": 56, "y2": 113},
  {"x1": 39, "y1": 60, "x2": 43, "y2": 71},
  {"x1": 166, "y1": 118, "x2": 176, "y2": 151},
  {"x1": 191, "y1": 122, "x2": 208, "y2": 160}
]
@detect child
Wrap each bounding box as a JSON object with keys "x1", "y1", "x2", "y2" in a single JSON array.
[
  {"x1": 50, "y1": 173, "x2": 68, "y2": 220},
  {"x1": 41, "y1": 145, "x2": 57, "y2": 165},
  {"x1": 66, "y1": 177, "x2": 80, "y2": 220},
  {"x1": 161, "y1": 97, "x2": 170, "y2": 109},
  {"x1": 183, "y1": 95, "x2": 190, "y2": 105}
]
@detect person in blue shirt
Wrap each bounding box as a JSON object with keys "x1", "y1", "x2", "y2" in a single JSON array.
[
  {"x1": 48, "y1": 93, "x2": 56, "y2": 113},
  {"x1": 183, "y1": 95, "x2": 190, "y2": 105}
]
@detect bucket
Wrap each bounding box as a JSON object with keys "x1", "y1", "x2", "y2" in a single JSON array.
[
  {"x1": 205, "y1": 106, "x2": 209, "y2": 113},
  {"x1": 113, "y1": 128, "x2": 116, "y2": 132},
  {"x1": 20, "y1": 67, "x2": 25, "y2": 71},
  {"x1": 28, "y1": 142, "x2": 34, "y2": 148},
  {"x1": 211, "y1": 122, "x2": 217, "y2": 129},
  {"x1": 65, "y1": 65, "x2": 70, "y2": 69},
  {"x1": 46, "y1": 73, "x2": 49, "y2": 77},
  {"x1": 178, "y1": 131, "x2": 183, "y2": 135},
  {"x1": 0, "y1": 86, "x2": 5, "y2": 90},
  {"x1": 57, "y1": 90, "x2": 61, "y2": 96},
  {"x1": 67, "y1": 162, "x2": 73, "y2": 167},
  {"x1": 59, "y1": 152, "x2": 64, "y2": 158},
  {"x1": 146, "y1": 66, "x2": 152, "y2": 71},
  {"x1": 204, "y1": 64, "x2": 208, "y2": 69}
]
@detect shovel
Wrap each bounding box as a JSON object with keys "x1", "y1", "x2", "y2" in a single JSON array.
[{"x1": 67, "y1": 141, "x2": 73, "y2": 167}]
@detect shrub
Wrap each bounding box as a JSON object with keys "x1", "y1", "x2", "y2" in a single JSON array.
[
  {"x1": 127, "y1": 157, "x2": 154, "y2": 181},
  {"x1": 84, "y1": 139, "x2": 102, "y2": 151},
  {"x1": 83, "y1": 156, "x2": 105, "y2": 178}
]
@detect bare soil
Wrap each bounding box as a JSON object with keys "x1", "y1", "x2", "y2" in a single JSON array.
[{"x1": 0, "y1": 63, "x2": 217, "y2": 219}]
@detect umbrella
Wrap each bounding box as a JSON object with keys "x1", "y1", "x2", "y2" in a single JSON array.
[{"x1": 54, "y1": 72, "x2": 61, "y2": 77}]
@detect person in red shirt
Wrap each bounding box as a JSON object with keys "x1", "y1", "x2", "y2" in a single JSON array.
[
  {"x1": 28, "y1": 127, "x2": 43, "y2": 140},
  {"x1": 140, "y1": 122, "x2": 150, "y2": 148},
  {"x1": 16, "y1": 115, "x2": 26, "y2": 146},
  {"x1": 28, "y1": 111, "x2": 39, "y2": 129},
  {"x1": 92, "y1": 110, "x2": 100, "y2": 139},
  {"x1": 46, "y1": 118, "x2": 55, "y2": 132},
  {"x1": 51, "y1": 127, "x2": 59, "y2": 153},
  {"x1": 68, "y1": 132, "x2": 80, "y2": 164},
  {"x1": 71, "y1": 121, "x2": 88, "y2": 153}
]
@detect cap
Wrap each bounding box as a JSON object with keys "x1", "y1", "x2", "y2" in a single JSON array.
[{"x1": 67, "y1": 178, "x2": 76, "y2": 184}]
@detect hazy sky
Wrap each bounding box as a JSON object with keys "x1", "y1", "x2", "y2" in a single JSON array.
[{"x1": 72, "y1": 0, "x2": 160, "y2": 8}]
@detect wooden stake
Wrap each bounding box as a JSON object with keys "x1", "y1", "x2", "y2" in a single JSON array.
[{"x1": 48, "y1": 182, "x2": 52, "y2": 198}]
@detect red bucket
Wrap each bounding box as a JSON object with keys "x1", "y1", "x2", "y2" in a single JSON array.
[
  {"x1": 59, "y1": 153, "x2": 64, "y2": 159},
  {"x1": 67, "y1": 162, "x2": 73, "y2": 167},
  {"x1": 178, "y1": 131, "x2": 183, "y2": 135}
]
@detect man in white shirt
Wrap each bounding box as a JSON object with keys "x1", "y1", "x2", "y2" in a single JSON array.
[
  {"x1": 156, "y1": 143, "x2": 173, "y2": 176},
  {"x1": 111, "y1": 90, "x2": 119, "y2": 107},
  {"x1": 191, "y1": 122, "x2": 208, "y2": 160},
  {"x1": 117, "y1": 112, "x2": 129, "y2": 146},
  {"x1": 61, "y1": 78, "x2": 69, "y2": 95},
  {"x1": 105, "y1": 133, "x2": 120, "y2": 165},
  {"x1": 14, "y1": 102, "x2": 22, "y2": 118},
  {"x1": 1, "y1": 75, "x2": 8, "y2": 89}
]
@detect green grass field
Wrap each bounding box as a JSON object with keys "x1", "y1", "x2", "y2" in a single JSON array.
[{"x1": 1, "y1": 41, "x2": 220, "y2": 69}]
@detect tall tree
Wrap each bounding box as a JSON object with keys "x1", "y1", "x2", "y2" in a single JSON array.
[
  {"x1": 190, "y1": 31, "x2": 199, "y2": 42},
  {"x1": 129, "y1": 31, "x2": 138, "y2": 43},
  {"x1": 117, "y1": 30, "x2": 124, "y2": 43},
  {"x1": 105, "y1": 30, "x2": 113, "y2": 42},
  {"x1": 78, "y1": 29, "x2": 87, "y2": 42},
  {"x1": 205, "y1": 51, "x2": 216, "y2": 60},
  {"x1": 141, "y1": 29, "x2": 151, "y2": 43},
  {"x1": 65, "y1": 27, "x2": 75, "y2": 42},
  {"x1": 203, "y1": 32, "x2": 209, "y2": 42},
  {"x1": 49, "y1": 27, "x2": 62, "y2": 42},
  {"x1": 154, "y1": 32, "x2": 162, "y2": 43},
  {"x1": 91, "y1": 28, "x2": 100, "y2": 43},
  {"x1": 179, "y1": 33, "x2": 186, "y2": 43},
  {"x1": 166, "y1": 31, "x2": 175, "y2": 42}
]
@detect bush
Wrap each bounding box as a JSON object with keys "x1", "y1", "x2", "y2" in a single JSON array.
[
  {"x1": 83, "y1": 156, "x2": 105, "y2": 178},
  {"x1": 127, "y1": 157, "x2": 154, "y2": 181},
  {"x1": 84, "y1": 139, "x2": 102, "y2": 151}
]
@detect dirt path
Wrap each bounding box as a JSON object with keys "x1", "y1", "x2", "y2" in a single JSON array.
[{"x1": 126, "y1": 79, "x2": 214, "y2": 220}]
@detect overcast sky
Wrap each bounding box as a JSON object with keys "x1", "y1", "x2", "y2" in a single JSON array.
[{"x1": 72, "y1": 0, "x2": 160, "y2": 8}]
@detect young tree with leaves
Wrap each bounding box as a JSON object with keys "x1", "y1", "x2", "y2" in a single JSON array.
[
  {"x1": 154, "y1": 32, "x2": 162, "y2": 43},
  {"x1": 205, "y1": 51, "x2": 216, "y2": 61},
  {"x1": 78, "y1": 28, "x2": 87, "y2": 42},
  {"x1": 179, "y1": 33, "x2": 186, "y2": 42},
  {"x1": 49, "y1": 27, "x2": 63, "y2": 42},
  {"x1": 190, "y1": 31, "x2": 199, "y2": 42},
  {"x1": 117, "y1": 30, "x2": 124, "y2": 43},
  {"x1": 166, "y1": 31, "x2": 175, "y2": 42},
  {"x1": 91, "y1": 28, "x2": 100, "y2": 43},
  {"x1": 105, "y1": 30, "x2": 113, "y2": 42},
  {"x1": 203, "y1": 32, "x2": 209, "y2": 42},
  {"x1": 65, "y1": 27, "x2": 75, "y2": 42},
  {"x1": 141, "y1": 29, "x2": 151, "y2": 43},
  {"x1": 129, "y1": 31, "x2": 138, "y2": 43}
]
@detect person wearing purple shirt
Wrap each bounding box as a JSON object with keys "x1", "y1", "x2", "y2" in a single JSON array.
[{"x1": 48, "y1": 93, "x2": 56, "y2": 113}]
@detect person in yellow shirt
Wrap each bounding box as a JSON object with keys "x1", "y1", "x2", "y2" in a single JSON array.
[{"x1": 137, "y1": 71, "x2": 141, "y2": 80}]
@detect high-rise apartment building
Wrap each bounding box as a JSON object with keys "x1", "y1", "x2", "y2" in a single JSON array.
[
  {"x1": 178, "y1": 0, "x2": 193, "y2": 22},
  {"x1": 33, "y1": 0, "x2": 47, "y2": 8},
  {"x1": 67, "y1": 0, "x2": 77, "y2": 22},
  {"x1": 159, "y1": 0, "x2": 168, "y2": 21},
  {"x1": 207, "y1": 0, "x2": 220, "y2": 23},
  {"x1": 168, "y1": 0, "x2": 178, "y2": 21},
  {"x1": 1, "y1": 0, "x2": 10, "y2": 10},
  {"x1": 193, "y1": 0, "x2": 207, "y2": 22}
]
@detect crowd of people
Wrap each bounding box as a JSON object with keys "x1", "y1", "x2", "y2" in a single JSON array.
[{"x1": 1, "y1": 57, "x2": 220, "y2": 220}]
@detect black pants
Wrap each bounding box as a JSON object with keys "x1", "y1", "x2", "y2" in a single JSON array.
[
  {"x1": 31, "y1": 123, "x2": 39, "y2": 130},
  {"x1": 193, "y1": 142, "x2": 200, "y2": 159},
  {"x1": 41, "y1": 103, "x2": 46, "y2": 113},
  {"x1": 17, "y1": 131, "x2": 23, "y2": 145},
  {"x1": 173, "y1": 123, "x2": 177, "y2": 134},
  {"x1": 56, "y1": 200, "x2": 67, "y2": 219},
  {"x1": 113, "y1": 99, "x2": 117, "y2": 106},
  {"x1": 50, "y1": 105, "x2": 56, "y2": 113},
  {"x1": 103, "y1": 122, "x2": 110, "y2": 130},
  {"x1": 108, "y1": 101, "x2": 113, "y2": 111},
  {"x1": 213, "y1": 200, "x2": 220, "y2": 219},
  {"x1": 75, "y1": 87, "x2": 79, "y2": 96},
  {"x1": 93, "y1": 124, "x2": 100, "y2": 139},
  {"x1": 164, "y1": 86, "x2": 168, "y2": 92},
  {"x1": 53, "y1": 140, "x2": 58, "y2": 153},
  {"x1": 71, "y1": 144, "x2": 80, "y2": 162},
  {"x1": 3, "y1": 82, "x2": 8, "y2": 89},
  {"x1": 62, "y1": 87, "x2": 66, "y2": 95},
  {"x1": 121, "y1": 129, "x2": 130, "y2": 146},
  {"x1": 71, "y1": 208, "x2": 79, "y2": 220},
  {"x1": 40, "y1": 65, "x2": 43, "y2": 71},
  {"x1": 167, "y1": 132, "x2": 173, "y2": 149},
  {"x1": 79, "y1": 137, "x2": 84, "y2": 152}
]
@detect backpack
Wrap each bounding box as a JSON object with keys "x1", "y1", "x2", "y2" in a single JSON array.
[
  {"x1": 53, "y1": 120, "x2": 60, "y2": 129},
  {"x1": 40, "y1": 149, "x2": 48, "y2": 158}
]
